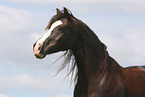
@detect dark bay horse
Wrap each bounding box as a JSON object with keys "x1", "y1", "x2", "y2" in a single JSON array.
[{"x1": 33, "y1": 7, "x2": 145, "y2": 97}]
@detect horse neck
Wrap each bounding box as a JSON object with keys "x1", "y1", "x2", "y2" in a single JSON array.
[{"x1": 72, "y1": 21, "x2": 108, "y2": 82}]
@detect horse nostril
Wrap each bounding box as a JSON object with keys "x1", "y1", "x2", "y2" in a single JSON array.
[
  {"x1": 33, "y1": 43, "x2": 36, "y2": 49},
  {"x1": 38, "y1": 46, "x2": 41, "y2": 50},
  {"x1": 33, "y1": 42, "x2": 42, "y2": 51},
  {"x1": 38, "y1": 43, "x2": 42, "y2": 50}
]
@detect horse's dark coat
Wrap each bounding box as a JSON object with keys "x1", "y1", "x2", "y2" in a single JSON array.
[{"x1": 33, "y1": 8, "x2": 145, "y2": 97}]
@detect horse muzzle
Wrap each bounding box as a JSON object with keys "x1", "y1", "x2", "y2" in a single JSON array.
[{"x1": 33, "y1": 42, "x2": 45, "y2": 59}]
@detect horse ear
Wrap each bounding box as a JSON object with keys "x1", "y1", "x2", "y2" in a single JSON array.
[
  {"x1": 63, "y1": 7, "x2": 72, "y2": 21},
  {"x1": 56, "y1": 8, "x2": 61, "y2": 14}
]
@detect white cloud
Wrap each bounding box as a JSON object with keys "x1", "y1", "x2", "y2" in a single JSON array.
[
  {"x1": 0, "y1": 73, "x2": 71, "y2": 92},
  {"x1": 0, "y1": 94, "x2": 9, "y2": 97},
  {"x1": 61, "y1": 0, "x2": 145, "y2": 15},
  {"x1": 0, "y1": 5, "x2": 41, "y2": 66},
  {"x1": 100, "y1": 24, "x2": 145, "y2": 66},
  {"x1": 3, "y1": 0, "x2": 145, "y2": 14},
  {"x1": 31, "y1": 33, "x2": 42, "y2": 40},
  {"x1": 0, "y1": 5, "x2": 37, "y2": 34},
  {"x1": 3, "y1": 0, "x2": 145, "y2": 4}
]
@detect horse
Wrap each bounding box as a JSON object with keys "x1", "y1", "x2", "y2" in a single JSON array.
[{"x1": 33, "y1": 7, "x2": 145, "y2": 97}]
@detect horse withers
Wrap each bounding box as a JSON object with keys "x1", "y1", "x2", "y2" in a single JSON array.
[{"x1": 33, "y1": 7, "x2": 145, "y2": 97}]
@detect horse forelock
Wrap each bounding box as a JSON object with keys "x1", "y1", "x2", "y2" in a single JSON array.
[
  {"x1": 45, "y1": 8, "x2": 73, "y2": 30},
  {"x1": 45, "y1": 12, "x2": 65, "y2": 30}
]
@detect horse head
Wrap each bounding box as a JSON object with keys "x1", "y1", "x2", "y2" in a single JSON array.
[{"x1": 33, "y1": 8, "x2": 76, "y2": 59}]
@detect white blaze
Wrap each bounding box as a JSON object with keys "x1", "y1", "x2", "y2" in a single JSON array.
[
  {"x1": 34, "y1": 20, "x2": 63, "y2": 56},
  {"x1": 38, "y1": 20, "x2": 63, "y2": 45}
]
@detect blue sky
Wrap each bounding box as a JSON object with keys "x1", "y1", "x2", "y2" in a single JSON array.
[{"x1": 0, "y1": 0, "x2": 145, "y2": 97}]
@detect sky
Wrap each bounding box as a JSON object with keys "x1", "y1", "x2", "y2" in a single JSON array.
[{"x1": 0, "y1": 0, "x2": 145, "y2": 97}]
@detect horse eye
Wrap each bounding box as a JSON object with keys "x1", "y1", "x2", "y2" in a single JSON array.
[{"x1": 58, "y1": 27, "x2": 65, "y2": 31}]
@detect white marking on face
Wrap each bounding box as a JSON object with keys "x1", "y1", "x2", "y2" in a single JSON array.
[
  {"x1": 33, "y1": 20, "x2": 63, "y2": 56},
  {"x1": 38, "y1": 20, "x2": 63, "y2": 44}
]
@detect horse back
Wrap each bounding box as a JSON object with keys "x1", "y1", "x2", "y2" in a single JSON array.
[{"x1": 124, "y1": 65, "x2": 145, "y2": 97}]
